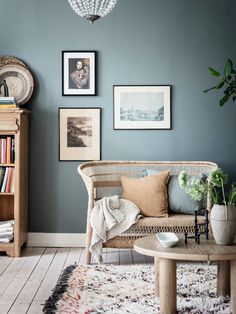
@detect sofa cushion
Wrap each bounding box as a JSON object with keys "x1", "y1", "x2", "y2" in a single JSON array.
[
  {"x1": 121, "y1": 170, "x2": 170, "y2": 217},
  {"x1": 144, "y1": 169, "x2": 204, "y2": 214}
]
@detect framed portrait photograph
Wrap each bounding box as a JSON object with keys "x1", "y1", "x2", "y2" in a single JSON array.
[
  {"x1": 59, "y1": 107, "x2": 101, "y2": 161},
  {"x1": 113, "y1": 85, "x2": 171, "y2": 129},
  {"x1": 62, "y1": 51, "x2": 97, "y2": 96}
]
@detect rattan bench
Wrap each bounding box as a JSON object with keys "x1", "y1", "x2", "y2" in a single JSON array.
[{"x1": 78, "y1": 160, "x2": 218, "y2": 264}]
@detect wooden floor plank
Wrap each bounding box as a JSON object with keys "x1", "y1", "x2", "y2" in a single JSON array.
[
  {"x1": 105, "y1": 248, "x2": 120, "y2": 265},
  {"x1": 0, "y1": 255, "x2": 13, "y2": 276},
  {"x1": 78, "y1": 248, "x2": 87, "y2": 265},
  {"x1": 145, "y1": 255, "x2": 154, "y2": 264},
  {"x1": 119, "y1": 249, "x2": 132, "y2": 265},
  {"x1": 27, "y1": 248, "x2": 69, "y2": 314},
  {"x1": 0, "y1": 248, "x2": 33, "y2": 297},
  {"x1": 132, "y1": 250, "x2": 147, "y2": 264},
  {"x1": 63, "y1": 247, "x2": 82, "y2": 269},
  {"x1": 8, "y1": 247, "x2": 57, "y2": 314},
  {"x1": 0, "y1": 247, "x2": 45, "y2": 313}
]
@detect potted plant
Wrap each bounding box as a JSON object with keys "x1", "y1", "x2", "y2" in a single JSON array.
[
  {"x1": 179, "y1": 168, "x2": 236, "y2": 245},
  {"x1": 204, "y1": 59, "x2": 236, "y2": 106}
]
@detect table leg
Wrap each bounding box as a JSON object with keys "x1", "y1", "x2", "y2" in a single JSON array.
[
  {"x1": 231, "y1": 260, "x2": 236, "y2": 314},
  {"x1": 217, "y1": 260, "x2": 230, "y2": 296},
  {"x1": 154, "y1": 257, "x2": 159, "y2": 297},
  {"x1": 159, "y1": 258, "x2": 177, "y2": 314}
]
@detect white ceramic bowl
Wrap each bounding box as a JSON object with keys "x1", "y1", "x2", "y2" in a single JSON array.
[{"x1": 156, "y1": 232, "x2": 179, "y2": 248}]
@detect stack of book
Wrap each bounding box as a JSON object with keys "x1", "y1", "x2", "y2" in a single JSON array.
[
  {"x1": 0, "y1": 167, "x2": 14, "y2": 193},
  {"x1": 0, "y1": 220, "x2": 14, "y2": 243},
  {"x1": 0, "y1": 97, "x2": 18, "y2": 109},
  {"x1": 0, "y1": 136, "x2": 15, "y2": 163}
]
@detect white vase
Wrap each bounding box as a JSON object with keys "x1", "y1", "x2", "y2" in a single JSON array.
[{"x1": 210, "y1": 204, "x2": 236, "y2": 245}]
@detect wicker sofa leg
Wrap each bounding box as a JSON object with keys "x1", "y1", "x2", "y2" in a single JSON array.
[
  {"x1": 86, "y1": 248, "x2": 92, "y2": 264},
  {"x1": 154, "y1": 257, "x2": 160, "y2": 297},
  {"x1": 85, "y1": 224, "x2": 93, "y2": 264}
]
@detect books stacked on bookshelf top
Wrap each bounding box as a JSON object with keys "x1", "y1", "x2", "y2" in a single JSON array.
[
  {"x1": 0, "y1": 167, "x2": 15, "y2": 193},
  {"x1": 0, "y1": 97, "x2": 18, "y2": 109},
  {"x1": 0, "y1": 220, "x2": 14, "y2": 243}
]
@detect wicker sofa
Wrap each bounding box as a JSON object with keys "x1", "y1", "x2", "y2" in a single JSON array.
[{"x1": 78, "y1": 160, "x2": 218, "y2": 264}]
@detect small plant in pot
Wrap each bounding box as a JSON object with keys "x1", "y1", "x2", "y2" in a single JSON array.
[{"x1": 179, "y1": 168, "x2": 236, "y2": 245}]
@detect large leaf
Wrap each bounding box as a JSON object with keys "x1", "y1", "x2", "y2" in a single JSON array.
[
  {"x1": 215, "y1": 81, "x2": 224, "y2": 89},
  {"x1": 209, "y1": 67, "x2": 220, "y2": 77},
  {"x1": 219, "y1": 94, "x2": 230, "y2": 106},
  {"x1": 204, "y1": 86, "x2": 217, "y2": 93},
  {"x1": 224, "y1": 59, "x2": 233, "y2": 77}
]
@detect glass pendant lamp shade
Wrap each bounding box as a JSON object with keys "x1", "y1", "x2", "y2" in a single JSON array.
[{"x1": 68, "y1": 0, "x2": 118, "y2": 23}]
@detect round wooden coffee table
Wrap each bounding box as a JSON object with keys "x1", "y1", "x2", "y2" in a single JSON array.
[{"x1": 134, "y1": 235, "x2": 236, "y2": 314}]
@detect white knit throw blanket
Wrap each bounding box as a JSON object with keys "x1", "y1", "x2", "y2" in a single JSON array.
[{"x1": 90, "y1": 195, "x2": 142, "y2": 263}]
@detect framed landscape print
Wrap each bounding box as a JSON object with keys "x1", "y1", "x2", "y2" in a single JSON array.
[
  {"x1": 113, "y1": 85, "x2": 171, "y2": 129},
  {"x1": 62, "y1": 51, "x2": 96, "y2": 96},
  {"x1": 59, "y1": 107, "x2": 101, "y2": 161}
]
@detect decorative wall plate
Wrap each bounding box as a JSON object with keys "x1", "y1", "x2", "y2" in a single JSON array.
[
  {"x1": 0, "y1": 64, "x2": 34, "y2": 105},
  {"x1": 0, "y1": 56, "x2": 27, "y2": 69}
]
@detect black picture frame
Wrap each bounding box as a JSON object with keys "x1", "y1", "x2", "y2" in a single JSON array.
[{"x1": 62, "y1": 51, "x2": 97, "y2": 96}]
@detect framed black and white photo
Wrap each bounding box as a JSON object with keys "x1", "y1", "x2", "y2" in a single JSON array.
[
  {"x1": 113, "y1": 85, "x2": 171, "y2": 129},
  {"x1": 59, "y1": 107, "x2": 101, "y2": 161},
  {"x1": 62, "y1": 51, "x2": 96, "y2": 96}
]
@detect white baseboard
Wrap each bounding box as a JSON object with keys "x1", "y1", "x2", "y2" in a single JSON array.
[{"x1": 28, "y1": 232, "x2": 86, "y2": 247}]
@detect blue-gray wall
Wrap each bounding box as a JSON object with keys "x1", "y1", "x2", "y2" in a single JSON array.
[{"x1": 0, "y1": 0, "x2": 236, "y2": 233}]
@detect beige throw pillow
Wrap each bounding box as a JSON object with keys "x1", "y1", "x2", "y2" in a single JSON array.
[{"x1": 121, "y1": 170, "x2": 170, "y2": 217}]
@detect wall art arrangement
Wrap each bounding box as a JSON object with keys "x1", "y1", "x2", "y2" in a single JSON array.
[
  {"x1": 113, "y1": 85, "x2": 171, "y2": 129},
  {"x1": 62, "y1": 51, "x2": 96, "y2": 96},
  {"x1": 58, "y1": 107, "x2": 101, "y2": 161}
]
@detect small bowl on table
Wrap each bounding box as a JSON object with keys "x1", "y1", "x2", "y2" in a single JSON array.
[{"x1": 156, "y1": 232, "x2": 179, "y2": 248}]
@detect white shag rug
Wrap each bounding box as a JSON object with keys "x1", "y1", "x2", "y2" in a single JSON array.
[{"x1": 43, "y1": 263, "x2": 230, "y2": 313}]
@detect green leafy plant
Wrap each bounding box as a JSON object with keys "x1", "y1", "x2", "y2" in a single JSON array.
[
  {"x1": 179, "y1": 168, "x2": 236, "y2": 206},
  {"x1": 204, "y1": 59, "x2": 236, "y2": 106}
]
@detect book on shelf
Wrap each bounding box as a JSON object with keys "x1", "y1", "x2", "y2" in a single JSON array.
[
  {"x1": 10, "y1": 168, "x2": 15, "y2": 192},
  {"x1": 0, "y1": 167, "x2": 5, "y2": 189},
  {"x1": 0, "y1": 97, "x2": 15, "y2": 102},
  {"x1": 0, "y1": 167, "x2": 14, "y2": 193},
  {"x1": 5, "y1": 167, "x2": 13, "y2": 193},
  {"x1": 1, "y1": 138, "x2": 7, "y2": 163},
  {"x1": 0, "y1": 97, "x2": 18, "y2": 109},
  {"x1": 6, "y1": 137, "x2": 11, "y2": 164},
  {"x1": 1, "y1": 167, "x2": 9, "y2": 192},
  {"x1": 0, "y1": 136, "x2": 15, "y2": 164},
  {"x1": 10, "y1": 138, "x2": 15, "y2": 163},
  {"x1": 0, "y1": 104, "x2": 18, "y2": 109}
]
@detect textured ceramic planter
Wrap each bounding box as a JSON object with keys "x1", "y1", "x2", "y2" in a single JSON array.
[{"x1": 210, "y1": 204, "x2": 236, "y2": 245}]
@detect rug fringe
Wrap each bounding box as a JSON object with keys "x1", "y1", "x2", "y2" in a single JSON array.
[{"x1": 43, "y1": 263, "x2": 77, "y2": 314}]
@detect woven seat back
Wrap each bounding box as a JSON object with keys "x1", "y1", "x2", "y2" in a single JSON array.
[{"x1": 78, "y1": 160, "x2": 218, "y2": 201}]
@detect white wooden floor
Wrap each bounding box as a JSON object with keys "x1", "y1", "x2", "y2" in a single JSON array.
[{"x1": 0, "y1": 247, "x2": 154, "y2": 314}]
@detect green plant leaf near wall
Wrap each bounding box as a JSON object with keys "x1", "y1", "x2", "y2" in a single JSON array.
[{"x1": 204, "y1": 59, "x2": 236, "y2": 106}]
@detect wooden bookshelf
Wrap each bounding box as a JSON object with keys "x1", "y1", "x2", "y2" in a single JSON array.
[{"x1": 0, "y1": 109, "x2": 29, "y2": 257}]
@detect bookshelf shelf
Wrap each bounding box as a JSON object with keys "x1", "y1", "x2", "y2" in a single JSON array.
[
  {"x1": 0, "y1": 164, "x2": 15, "y2": 167},
  {"x1": 0, "y1": 109, "x2": 29, "y2": 257}
]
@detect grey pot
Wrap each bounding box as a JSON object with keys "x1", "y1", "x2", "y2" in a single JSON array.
[{"x1": 210, "y1": 204, "x2": 236, "y2": 245}]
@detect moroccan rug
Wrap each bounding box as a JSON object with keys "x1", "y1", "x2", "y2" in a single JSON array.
[{"x1": 43, "y1": 263, "x2": 230, "y2": 314}]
